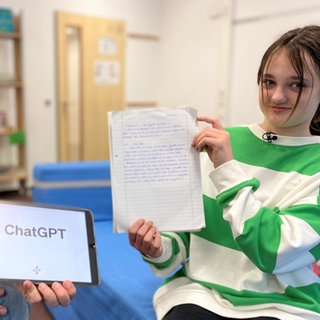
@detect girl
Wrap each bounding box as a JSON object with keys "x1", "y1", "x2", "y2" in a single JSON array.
[{"x1": 129, "y1": 25, "x2": 320, "y2": 320}]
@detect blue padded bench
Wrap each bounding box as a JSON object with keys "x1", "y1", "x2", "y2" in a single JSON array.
[
  {"x1": 33, "y1": 161, "x2": 112, "y2": 222},
  {"x1": 32, "y1": 161, "x2": 162, "y2": 320}
]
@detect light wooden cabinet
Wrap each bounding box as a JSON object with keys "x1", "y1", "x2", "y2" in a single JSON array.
[{"x1": 0, "y1": 14, "x2": 26, "y2": 192}]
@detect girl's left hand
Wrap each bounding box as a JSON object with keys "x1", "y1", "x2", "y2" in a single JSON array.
[{"x1": 192, "y1": 116, "x2": 233, "y2": 167}]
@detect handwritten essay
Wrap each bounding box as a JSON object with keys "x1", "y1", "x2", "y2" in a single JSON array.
[{"x1": 108, "y1": 107, "x2": 205, "y2": 233}]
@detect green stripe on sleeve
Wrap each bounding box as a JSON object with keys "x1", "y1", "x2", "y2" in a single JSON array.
[
  {"x1": 216, "y1": 178, "x2": 260, "y2": 207},
  {"x1": 236, "y1": 207, "x2": 282, "y2": 272}
]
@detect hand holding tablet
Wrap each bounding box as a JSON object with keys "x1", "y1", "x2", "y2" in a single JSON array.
[{"x1": 0, "y1": 201, "x2": 99, "y2": 285}]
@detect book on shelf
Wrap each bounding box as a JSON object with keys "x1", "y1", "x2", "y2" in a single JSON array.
[{"x1": 0, "y1": 8, "x2": 14, "y2": 33}]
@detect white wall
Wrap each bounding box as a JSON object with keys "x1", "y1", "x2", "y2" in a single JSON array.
[
  {"x1": 1, "y1": 0, "x2": 320, "y2": 189},
  {"x1": 157, "y1": 0, "x2": 232, "y2": 124},
  {"x1": 229, "y1": 0, "x2": 320, "y2": 126},
  {"x1": 1, "y1": 0, "x2": 229, "y2": 189},
  {"x1": 0, "y1": 0, "x2": 164, "y2": 188}
]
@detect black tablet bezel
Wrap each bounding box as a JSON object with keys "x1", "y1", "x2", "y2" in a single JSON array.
[{"x1": 0, "y1": 200, "x2": 100, "y2": 286}]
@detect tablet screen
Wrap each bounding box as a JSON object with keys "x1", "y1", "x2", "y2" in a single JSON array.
[{"x1": 0, "y1": 201, "x2": 99, "y2": 285}]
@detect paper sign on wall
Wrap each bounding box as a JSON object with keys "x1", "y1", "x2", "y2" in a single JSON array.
[
  {"x1": 94, "y1": 60, "x2": 120, "y2": 85},
  {"x1": 98, "y1": 37, "x2": 118, "y2": 55}
]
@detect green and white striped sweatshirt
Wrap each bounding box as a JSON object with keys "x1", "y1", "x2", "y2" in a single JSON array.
[{"x1": 144, "y1": 124, "x2": 320, "y2": 320}]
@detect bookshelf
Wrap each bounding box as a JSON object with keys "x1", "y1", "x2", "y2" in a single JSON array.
[{"x1": 0, "y1": 13, "x2": 26, "y2": 192}]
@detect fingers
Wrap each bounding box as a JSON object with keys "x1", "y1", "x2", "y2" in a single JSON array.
[
  {"x1": 192, "y1": 117, "x2": 224, "y2": 151},
  {"x1": 128, "y1": 218, "x2": 145, "y2": 246},
  {"x1": 22, "y1": 280, "x2": 75, "y2": 307},
  {"x1": 196, "y1": 116, "x2": 224, "y2": 129},
  {"x1": 44, "y1": 282, "x2": 72, "y2": 307},
  {"x1": 192, "y1": 126, "x2": 224, "y2": 152},
  {"x1": 192, "y1": 116, "x2": 233, "y2": 167},
  {"x1": 149, "y1": 231, "x2": 162, "y2": 257},
  {"x1": 38, "y1": 283, "x2": 61, "y2": 307},
  {"x1": 41, "y1": 282, "x2": 76, "y2": 307},
  {"x1": 22, "y1": 280, "x2": 42, "y2": 303},
  {"x1": 128, "y1": 219, "x2": 163, "y2": 258},
  {"x1": 62, "y1": 280, "x2": 77, "y2": 300},
  {"x1": 0, "y1": 305, "x2": 7, "y2": 317},
  {"x1": 135, "y1": 220, "x2": 156, "y2": 248},
  {"x1": 0, "y1": 289, "x2": 7, "y2": 316},
  {"x1": 129, "y1": 219, "x2": 154, "y2": 249}
]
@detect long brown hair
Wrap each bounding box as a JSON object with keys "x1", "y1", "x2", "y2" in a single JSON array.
[{"x1": 257, "y1": 25, "x2": 320, "y2": 135}]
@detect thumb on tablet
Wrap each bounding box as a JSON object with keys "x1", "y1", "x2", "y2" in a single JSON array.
[{"x1": 17, "y1": 280, "x2": 42, "y2": 303}]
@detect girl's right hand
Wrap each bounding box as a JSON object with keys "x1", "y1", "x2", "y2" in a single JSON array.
[{"x1": 128, "y1": 219, "x2": 163, "y2": 258}]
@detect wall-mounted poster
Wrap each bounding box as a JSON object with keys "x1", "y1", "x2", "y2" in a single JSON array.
[
  {"x1": 94, "y1": 60, "x2": 120, "y2": 85},
  {"x1": 99, "y1": 37, "x2": 117, "y2": 55}
]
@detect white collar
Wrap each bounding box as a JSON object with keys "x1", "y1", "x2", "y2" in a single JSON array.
[{"x1": 248, "y1": 123, "x2": 320, "y2": 146}]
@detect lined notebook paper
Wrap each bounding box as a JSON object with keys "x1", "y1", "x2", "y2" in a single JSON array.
[{"x1": 108, "y1": 107, "x2": 205, "y2": 233}]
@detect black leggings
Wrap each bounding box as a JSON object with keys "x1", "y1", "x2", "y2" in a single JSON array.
[{"x1": 163, "y1": 304, "x2": 279, "y2": 320}]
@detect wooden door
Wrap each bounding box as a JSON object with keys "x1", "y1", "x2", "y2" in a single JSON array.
[{"x1": 56, "y1": 12, "x2": 125, "y2": 161}]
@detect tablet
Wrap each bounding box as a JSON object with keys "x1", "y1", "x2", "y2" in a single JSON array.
[{"x1": 0, "y1": 201, "x2": 99, "y2": 285}]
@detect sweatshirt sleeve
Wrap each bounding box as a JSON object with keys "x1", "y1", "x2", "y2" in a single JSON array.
[
  {"x1": 210, "y1": 159, "x2": 320, "y2": 274},
  {"x1": 142, "y1": 231, "x2": 190, "y2": 277}
]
